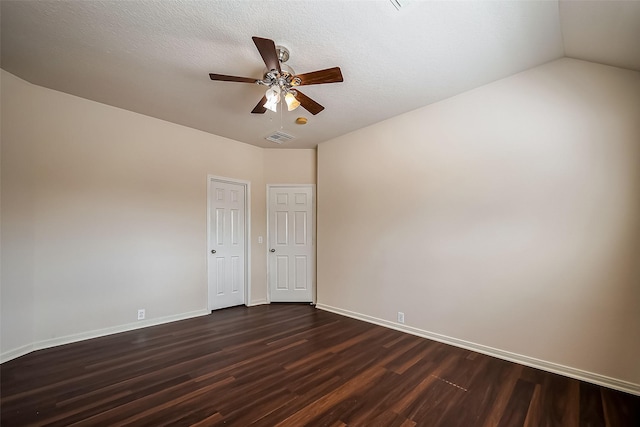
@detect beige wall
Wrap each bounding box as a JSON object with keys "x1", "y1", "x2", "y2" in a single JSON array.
[
  {"x1": 263, "y1": 148, "x2": 316, "y2": 184},
  {"x1": 0, "y1": 70, "x2": 313, "y2": 358},
  {"x1": 317, "y1": 58, "x2": 640, "y2": 386}
]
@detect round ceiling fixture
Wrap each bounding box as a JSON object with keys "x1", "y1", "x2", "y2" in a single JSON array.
[{"x1": 295, "y1": 117, "x2": 308, "y2": 125}]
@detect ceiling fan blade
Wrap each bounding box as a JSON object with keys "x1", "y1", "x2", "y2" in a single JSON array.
[
  {"x1": 251, "y1": 96, "x2": 267, "y2": 114},
  {"x1": 295, "y1": 67, "x2": 343, "y2": 86},
  {"x1": 252, "y1": 36, "x2": 281, "y2": 74},
  {"x1": 209, "y1": 73, "x2": 258, "y2": 83},
  {"x1": 294, "y1": 90, "x2": 325, "y2": 115}
]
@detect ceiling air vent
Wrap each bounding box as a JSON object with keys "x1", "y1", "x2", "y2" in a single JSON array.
[
  {"x1": 265, "y1": 131, "x2": 294, "y2": 144},
  {"x1": 390, "y1": 0, "x2": 411, "y2": 10}
]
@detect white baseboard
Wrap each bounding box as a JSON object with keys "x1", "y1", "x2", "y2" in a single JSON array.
[
  {"x1": 315, "y1": 303, "x2": 640, "y2": 396},
  {"x1": 247, "y1": 299, "x2": 268, "y2": 307},
  {"x1": 0, "y1": 343, "x2": 35, "y2": 364},
  {"x1": 1, "y1": 309, "x2": 210, "y2": 364}
]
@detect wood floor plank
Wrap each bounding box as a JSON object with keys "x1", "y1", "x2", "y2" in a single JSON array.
[
  {"x1": 497, "y1": 379, "x2": 536, "y2": 427},
  {"x1": 483, "y1": 364, "x2": 524, "y2": 427},
  {"x1": 601, "y1": 387, "x2": 640, "y2": 427},
  {"x1": 538, "y1": 373, "x2": 580, "y2": 427},
  {"x1": 523, "y1": 383, "x2": 542, "y2": 427},
  {"x1": 579, "y1": 381, "x2": 606, "y2": 427},
  {"x1": 436, "y1": 355, "x2": 497, "y2": 426},
  {"x1": 409, "y1": 377, "x2": 467, "y2": 425},
  {"x1": 273, "y1": 365, "x2": 387, "y2": 426},
  {"x1": 1, "y1": 304, "x2": 638, "y2": 426}
]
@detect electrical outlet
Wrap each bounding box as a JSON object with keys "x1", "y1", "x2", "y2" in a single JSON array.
[
  {"x1": 137, "y1": 309, "x2": 145, "y2": 320},
  {"x1": 397, "y1": 312, "x2": 405, "y2": 324}
]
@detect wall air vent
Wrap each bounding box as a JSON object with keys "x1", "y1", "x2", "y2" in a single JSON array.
[{"x1": 265, "y1": 131, "x2": 294, "y2": 144}]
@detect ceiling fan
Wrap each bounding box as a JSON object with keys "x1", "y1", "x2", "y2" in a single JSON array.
[{"x1": 209, "y1": 36, "x2": 343, "y2": 115}]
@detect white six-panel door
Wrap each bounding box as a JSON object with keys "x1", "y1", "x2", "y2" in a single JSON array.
[
  {"x1": 208, "y1": 179, "x2": 246, "y2": 310},
  {"x1": 268, "y1": 185, "x2": 315, "y2": 302}
]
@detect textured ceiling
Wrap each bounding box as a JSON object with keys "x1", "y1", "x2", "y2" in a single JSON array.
[{"x1": 1, "y1": 1, "x2": 639, "y2": 149}]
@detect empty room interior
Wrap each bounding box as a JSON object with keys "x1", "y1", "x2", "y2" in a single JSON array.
[{"x1": 1, "y1": 0, "x2": 639, "y2": 425}]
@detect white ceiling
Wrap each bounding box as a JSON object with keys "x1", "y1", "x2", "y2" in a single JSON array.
[{"x1": 2, "y1": 1, "x2": 639, "y2": 149}]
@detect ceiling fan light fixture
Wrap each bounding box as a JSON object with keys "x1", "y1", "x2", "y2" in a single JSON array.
[
  {"x1": 264, "y1": 99, "x2": 278, "y2": 113},
  {"x1": 285, "y1": 91, "x2": 301, "y2": 111},
  {"x1": 264, "y1": 86, "x2": 281, "y2": 112}
]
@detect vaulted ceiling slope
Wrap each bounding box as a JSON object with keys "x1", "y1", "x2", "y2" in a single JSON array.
[{"x1": 2, "y1": 1, "x2": 639, "y2": 149}]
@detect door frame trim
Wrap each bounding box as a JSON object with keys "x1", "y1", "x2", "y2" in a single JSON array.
[
  {"x1": 266, "y1": 184, "x2": 316, "y2": 304},
  {"x1": 207, "y1": 175, "x2": 251, "y2": 310}
]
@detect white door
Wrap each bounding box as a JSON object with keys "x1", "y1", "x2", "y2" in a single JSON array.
[
  {"x1": 268, "y1": 185, "x2": 315, "y2": 302},
  {"x1": 208, "y1": 179, "x2": 246, "y2": 310}
]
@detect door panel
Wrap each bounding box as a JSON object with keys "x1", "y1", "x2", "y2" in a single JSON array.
[
  {"x1": 276, "y1": 256, "x2": 289, "y2": 289},
  {"x1": 295, "y1": 256, "x2": 307, "y2": 289},
  {"x1": 208, "y1": 180, "x2": 245, "y2": 310},
  {"x1": 268, "y1": 186, "x2": 314, "y2": 302}
]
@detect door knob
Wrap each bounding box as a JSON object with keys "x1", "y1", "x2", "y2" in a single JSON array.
[
  {"x1": 270, "y1": 249, "x2": 275, "y2": 252},
  {"x1": 211, "y1": 249, "x2": 216, "y2": 254}
]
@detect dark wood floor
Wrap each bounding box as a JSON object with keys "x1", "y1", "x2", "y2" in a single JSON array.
[{"x1": 1, "y1": 305, "x2": 638, "y2": 426}]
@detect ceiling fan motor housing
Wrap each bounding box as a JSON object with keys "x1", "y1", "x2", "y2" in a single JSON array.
[{"x1": 261, "y1": 47, "x2": 299, "y2": 90}]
